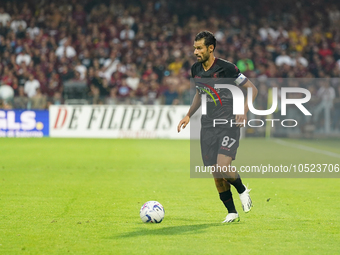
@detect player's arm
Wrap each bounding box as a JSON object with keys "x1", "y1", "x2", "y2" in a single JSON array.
[
  {"x1": 236, "y1": 80, "x2": 258, "y2": 126},
  {"x1": 177, "y1": 89, "x2": 201, "y2": 133}
]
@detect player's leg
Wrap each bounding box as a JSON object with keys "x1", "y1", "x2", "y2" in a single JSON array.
[
  {"x1": 200, "y1": 128, "x2": 239, "y2": 222},
  {"x1": 212, "y1": 168, "x2": 239, "y2": 223},
  {"x1": 217, "y1": 154, "x2": 252, "y2": 213},
  {"x1": 217, "y1": 154, "x2": 243, "y2": 189},
  {"x1": 213, "y1": 173, "x2": 236, "y2": 213},
  {"x1": 216, "y1": 125, "x2": 253, "y2": 213}
]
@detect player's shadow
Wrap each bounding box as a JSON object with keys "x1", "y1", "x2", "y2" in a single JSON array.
[{"x1": 116, "y1": 223, "x2": 227, "y2": 238}]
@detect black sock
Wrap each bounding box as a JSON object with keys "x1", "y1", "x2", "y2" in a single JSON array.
[
  {"x1": 229, "y1": 178, "x2": 246, "y2": 194},
  {"x1": 219, "y1": 190, "x2": 237, "y2": 214}
]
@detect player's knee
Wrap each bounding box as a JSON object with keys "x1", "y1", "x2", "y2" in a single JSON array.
[
  {"x1": 214, "y1": 178, "x2": 224, "y2": 186},
  {"x1": 214, "y1": 178, "x2": 231, "y2": 193},
  {"x1": 224, "y1": 177, "x2": 237, "y2": 183},
  {"x1": 216, "y1": 164, "x2": 237, "y2": 179}
]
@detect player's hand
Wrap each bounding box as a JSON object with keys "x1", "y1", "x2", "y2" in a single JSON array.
[
  {"x1": 235, "y1": 114, "x2": 247, "y2": 127},
  {"x1": 177, "y1": 116, "x2": 190, "y2": 133}
]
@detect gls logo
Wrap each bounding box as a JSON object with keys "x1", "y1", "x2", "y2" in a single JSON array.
[
  {"x1": 200, "y1": 84, "x2": 311, "y2": 116},
  {"x1": 0, "y1": 111, "x2": 38, "y2": 130}
]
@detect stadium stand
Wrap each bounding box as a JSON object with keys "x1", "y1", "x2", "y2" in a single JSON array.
[{"x1": 0, "y1": 0, "x2": 340, "y2": 132}]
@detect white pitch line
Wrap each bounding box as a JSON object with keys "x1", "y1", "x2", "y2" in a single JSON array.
[{"x1": 274, "y1": 139, "x2": 340, "y2": 159}]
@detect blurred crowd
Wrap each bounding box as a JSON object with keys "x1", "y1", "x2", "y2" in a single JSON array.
[{"x1": 0, "y1": 0, "x2": 340, "y2": 130}]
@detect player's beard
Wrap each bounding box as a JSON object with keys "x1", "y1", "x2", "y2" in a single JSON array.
[{"x1": 197, "y1": 52, "x2": 210, "y2": 63}]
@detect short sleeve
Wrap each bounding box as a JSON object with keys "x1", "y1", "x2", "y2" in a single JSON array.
[{"x1": 224, "y1": 63, "x2": 248, "y2": 86}]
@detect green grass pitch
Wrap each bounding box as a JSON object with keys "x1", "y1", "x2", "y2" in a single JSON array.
[{"x1": 0, "y1": 138, "x2": 339, "y2": 254}]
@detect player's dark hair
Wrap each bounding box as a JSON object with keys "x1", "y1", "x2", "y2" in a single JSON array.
[{"x1": 195, "y1": 31, "x2": 216, "y2": 51}]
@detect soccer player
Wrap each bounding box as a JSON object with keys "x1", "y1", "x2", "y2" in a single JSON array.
[{"x1": 177, "y1": 31, "x2": 258, "y2": 223}]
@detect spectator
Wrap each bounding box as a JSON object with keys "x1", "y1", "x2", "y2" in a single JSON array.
[
  {"x1": 259, "y1": 22, "x2": 276, "y2": 41},
  {"x1": 26, "y1": 20, "x2": 40, "y2": 39},
  {"x1": 106, "y1": 87, "x2": 117, "y2": 105},
  {"x1": 75, "y1": 60, "x2": 87, "y2": 80},
  {"x1": 80, "y1": 49, "x2": 92, "y2": 68},
  {"x1": 126, "y1": 70, "x2": 140, "y2": 90},
  {"x1": 323, "y1": 55, "x2": 336, "y2": 75},
  {"x1": 237, "y1": 53, "x2": 255, "y2": 73},
  {"x1": 119, "y1": 25, "x2": 135, "y2": 40},
  {"x1": 145, "y1": 80, "x2": 160, "y2": 105},
  {"x1": 168, "y1": 57, "x2": 183, "y2": 75},
  {"x1": 291, "y1": 52, "x2": 308, "y2": 67},
  {"x1": 162, "y1": 84, "x2": 179, "y2": 105},
  {"x1": 275, "y1": 50, "x2": 293, "y2": 66},
  {"x1": 31, "y1": 48, "x2": 41, "y2": 66},
  {"x1": 45, "y1": 78, "x2": 59, "y2": 99},
  {"x1": 121, "y1": 10, "x2": 135, "y2": 27},
  {"x1": 10, "y1": 14, "x2": 27, "y2": 33},
  {"x1": 59, "y1": 65, "x2": 75, "y2": 82},
  {"x1": 0, "y1": 7, "x2": 10, "y2": 26},
  {"x1": 73, "y1": 4, "x2": 87, "y2": 26},
  {"x1": 55, "y1": 38, "x2": 76, "y2": 59},
  {"x1": 91, "y1": 70, "x2": 108, "y2": 97},
  {"x1": 103, "y1": 52, "x2": 121, "y2": 81},
  {"x1": 13, "y1": 86, "x2": 28, "y2": 109},
  {"x1": 319, "y1": 42, "x2": 333, "y2": 58},
  {"x1": 313, "y1": 80, "x2": 336, "y2": 127},
  {"x1": 24, "y1": 74, "x2": 40, "y2": 98},
  {"x1": 1, "y1": 69, "x2": 15, "y2": 88},
  {"x1": 274, "y1": 26, "x2": 289, "y2": 40},
  {"x1": 114, "y1": 79, "x2": 133, "y2": 103},
  {"x1": 0, "y1": 98, "x2": 12, "y2": 109},
  {"x1": 16, "y1": 50, "x2": 31, "y2": 66},
  {"x1": 31, "y1": 88, "x2": 47, "y2": 109}
]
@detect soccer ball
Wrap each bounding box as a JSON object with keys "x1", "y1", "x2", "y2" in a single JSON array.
[{"x1": 140, "y1": 201, "x2": 165, "y2": 223}]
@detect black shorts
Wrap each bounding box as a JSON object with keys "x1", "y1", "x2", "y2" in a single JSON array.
[{"x1": 200, "y1": 127, "x2": 240, "y2": 166}]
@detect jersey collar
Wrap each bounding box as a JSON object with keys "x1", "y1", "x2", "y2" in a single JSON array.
[{"x1": 202, "y1": 57, "x2": 217, "y2": 72}]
